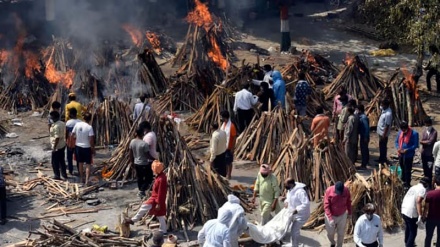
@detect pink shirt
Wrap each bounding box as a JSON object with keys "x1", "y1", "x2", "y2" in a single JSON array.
[
  {"x1": 143, "y1": 131, "x2": 158, "y2": 159},
  {"x1": 324, "y1": 185, "x2": 352, "y2": 220},
  {"x1": 332, "y1": 94, "x2": 352, "y2": 116}
]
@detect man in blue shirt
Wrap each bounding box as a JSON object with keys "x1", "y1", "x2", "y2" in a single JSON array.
[
  {"x1": 294, "y1": 72, "x2": 312, "y2": 116},
  {"x1": 272, "y1": 71, "x2": 286, "y2": 109},
  {"x1": 357, "y1": 104, "x2": 370, "y2": 169},
  {"x1": 0, "y1": 166, "x2": 6, "y2": 225},
  {"x1": 395, "y1": 121, "x2": 419, "y2": 188}
]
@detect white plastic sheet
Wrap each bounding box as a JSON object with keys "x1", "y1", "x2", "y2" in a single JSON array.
[{"x1": 247, "y1": 208, "x2": 294, "y2": 244}]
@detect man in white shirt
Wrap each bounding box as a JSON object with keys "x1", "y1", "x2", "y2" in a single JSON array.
[
  {"x1": 354, "y1": 203, "x2": 384, "y2": 247},
  {"x1": 209, "y1": 122, "x2": 227, "y2": 177},
  {"x1": 252, "y1": 64, "x2": 273, "y2": 88},
  {"x1": 283, "y1": 178, "x2": 310, "y2": 247},
  {"x1": 432, "y1": 140, "x2": 440, "y2": 178},
  {"x1": 72, "y1": 112, "x2": 95, "y2": 185},
  {"x1": 140, "y1": 121, "x2": 158, "y2": 160},
  {"x1": 401, "y1": 177, "x2": 429, "y2": 247},
  {"x1": 133, "y1": 95, "x2": 150, "y2": 121},
  {"x1": 233, "y1": 84, "x2": 258, "y2": 133},
  {"x1": 198, "y1": 209, "x2": 232, "y2": 247}
]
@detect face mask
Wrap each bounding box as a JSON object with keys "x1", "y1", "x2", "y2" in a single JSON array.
[
  {"x1": 261, "y1": 174, "x2": 268, "y2": 178},
  {"x1": 366, "y1": 214, "x2": 373, "y2": 221},
  {"x1": 427, "y1": 126, "x2": 433, "y2": 132},
  {"x1": 285, "y1": 186, "x2": 291, "y2": 190}
]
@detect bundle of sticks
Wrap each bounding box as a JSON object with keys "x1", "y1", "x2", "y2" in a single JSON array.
[
  {"x1": 184, "y1": 135, "x2": 210, "y2": 151},
  {"x1": 22, "y1": 219, "x2": 143, "y2": 247},
  {"x1": 282, "y1": 63, "x2": 331, "y2": 116},
  {"x1": 323, "y1": 55, "x2": 384, "y2": 100},
  {"x1": 304, "y1": 167, "x2": 404, "y2": 237},
  {"x1": 88, "y1": 98, "x2": 133, "y2": 146},
  {"x1": 366, "y1": 71, "x2": 427, "y2": 127},
  {"x1": 137, "y1": 49, "x2": 168, "y2": 98},
  {"x1": 234, "y1": 107, "x2": 297, "y2": 165},
  {"x1": 154, "y1": 78, "x2": 205, "y2": 114},
  {"x1": 272, "y1": 131, "x2": 356, "y2": 201}
]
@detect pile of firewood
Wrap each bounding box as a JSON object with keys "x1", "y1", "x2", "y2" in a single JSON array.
[
  {"x1": 366, "y1": 71, "x2": 427, "y2": 127},
  {"x1": 154, "y1": 78, "x2": 205, "y2": 113},
  {"x1": 272, "y1": 131, "x2": 356, "y2": 202},
  {"x1": 20, "y1": 219, "x2": 143, "y2": 247},
  {"x1": 185, "y1": 135, "x2": 210, "y2": 151},
  {"x1": 297, "y1": 50, "x2": 340, "y2": 84},
  {"x1": 304, "y1": 167, "x2": 404, "y2": 237},
  {"x1": 234, "y1": 107, "x2": 297, "y2": 165},
  {"x1": 88, "y1": 98, "x2": 133, "y2": 146},
  {"x1": 281, "y1": 63, "x2": 331, "y2": 116},
  {"x1": 323, "y1": 55, "x2": 383, "y2": 100},
  {"x1": 137, "y1": 49, "x2": 169, "y2": 98}
]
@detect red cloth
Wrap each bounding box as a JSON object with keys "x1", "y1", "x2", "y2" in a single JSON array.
[
  {"x1": 398, "y1": 127, "x2": 413, "y2": 150},
  {"x1": 324, "y1": 185, "x2": 352, "y2": 221},
  {"x1": 426, "y1": 189, "x2": 440, "y2": 221},
  {"x1": 145, "y1": 172, "x2": 167, "y2": 216},
  {"x1": 280, "y1": 5, "x2": 289, "y2": 20}
]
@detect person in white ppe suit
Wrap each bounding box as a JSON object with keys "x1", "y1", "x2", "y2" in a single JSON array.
[
  {"x1": 283, "y1": 178, "x2": 310, "y2": 247},
  {"x1": 218, "y1": 193, "x2": 248, "y2": 247},
  {"x1": 198, "y1": 209, "x2": 232, "y2": 247}
]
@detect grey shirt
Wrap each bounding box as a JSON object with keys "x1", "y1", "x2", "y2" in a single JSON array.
[
  {"x1": 377, "y1": 108, "x2": 392, "y2": 137},
  {"x1": 129, "y1": 139, "x2": 150, "y2": 166},
  {"x1": 344, "y1": 114, "x2": 359, "y2": 144}
]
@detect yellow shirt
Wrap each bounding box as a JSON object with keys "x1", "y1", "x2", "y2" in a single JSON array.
[
  {"x1": 65, "y1": 101, "x2": 84, "y2": 121},
  {"x1": 255, "y1": 173, "x2": 280, "y2": 204},
  {"x1": 50, "y1": 121, "x2": 66, "y2": 150}
]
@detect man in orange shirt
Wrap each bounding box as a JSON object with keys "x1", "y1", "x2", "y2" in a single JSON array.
[
  {"x1": 221, "y1": 111, "x2": 237, "y2": 180},
  {"x1": 311, "y1": 106, "x2": 330, "y2": 147}
]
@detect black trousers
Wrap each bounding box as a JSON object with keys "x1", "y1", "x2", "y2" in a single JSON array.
[
  {"x1": 378, "y1": 136, "x2": 388, "y2": 163},
  {"x1": 425, "y1": 219, "x2": 440, "y2": 247},
  {"x1": 422, "y1": 155, "x2": 434, "y2": 187},
  {"x1": 356, "y1": 241, "x2": 378, "y2": 247},
  {"x1": 400, "y1": 155, "x2": 414, "y2": 187},
  {"x1": 52, "y1": 146, "x2": 67, "y2": 179},
  {"x1": 213, "y1": 152, "x2": 227, "y2": 177},
  {"x1": 403, "y1": 214, "x2": 418, "y2": 247},
  {"x1": 237, "y1": 108, "x2": 253, "y2": 133},
  {"x1": 360, "y1": 138, "x2": 370, "y2": 167},
  {"x1": 66, "y1": 147, "x2": 78, "y2": 174},
  {"x1": 426, "y1": 69, "x2": 440, "y2": 92},
  {"x1": 0, "y1": 186, "x2": 6, "y2": 220},
  {"x1": 135, "y1": 164, "x2": 153, "y2": 192}
]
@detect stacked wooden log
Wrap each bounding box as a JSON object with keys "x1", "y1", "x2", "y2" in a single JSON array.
[
  {"x1": 297, "y1": 50, "x2": 340, "y2": 82},
  {"x1": 281, "y1": 63, "x2": 331, "y2": 116},
  {"x1": 271, "y1": 131, "x2": 356, "y2": 202},
  {"x1": 23, "y1": 220, "x2": 142, "y2": 247},
  {"x1": 137, "y1": 49, "x2": 169, "y2": 98},
  {"x1": 323, "y1": 55, "x2": 384, "y2": 100},
  {"x1": 88, "y1": 98, "x2": 133, "y2": 146},
  {"x1": 304, "y1": 167, "x2": 404, "y2": 237},
  {"x1": 154, "y1": 78, "x2": 205, "y2": 113},
  {"x1": 234, "y1": 107, "x2": 297, "y2": 165},
  {"x1": 366, "y1": 71, "x2": 428, "y2": 127}
]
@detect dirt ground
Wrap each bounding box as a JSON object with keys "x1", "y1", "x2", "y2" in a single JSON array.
[{"x1": 1, "y1": 1, "x2": 440, "y2": 246}]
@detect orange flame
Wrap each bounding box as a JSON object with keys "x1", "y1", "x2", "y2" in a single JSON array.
[
  {"x1": 186, "y1": 0, "x2": 228, "y2": 71},
  {"x1": 401, "y1": 67, "x2": 418, "y2": 100},
  {"x1": 146, "y1": 31, "x2": 162, "y2": 54},
  {"x1": 0, "y1": 49, "x2": 10, "y2": 66},
  {"x1": 23, "y1": 51, "x2": 41, "y2": 78},
  {"x1": 122, "y1": 24, "x2": 143, "y2": 47},
  {"x1": 345, "y1": 53, "x2": 355, "y2": 66},
  {"x1": 44, "y1": 61, "x2": 75, "y2": 88}
]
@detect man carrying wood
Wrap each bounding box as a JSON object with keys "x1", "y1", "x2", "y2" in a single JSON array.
[
  {"x1": 125, "y1": 161, "x2": 168, "y2": 233},
  {"x1": 343, "y1": 106, "x2": 359, "y2": 164},
  {"x1": 233, "y1": 84, "x2": 258, "y2": 133},
  {"x1": 0, "y1": 165, "x2": 6, "y2": 225},
  {"x1": 324, "y1": 181, "x2": 352, "y2": 247},
  {"x1": 220, "y1": 111, "x2": 237, "y2": 180},
  {"x1": 395, "y1": 121, "x2": 419, "y2": 188},
  {"x1": 210, "y1": 122, "x2": 228, "y2": 177},
  {"x1": 310, "y1": 106, "x2": 330, "y2": 147},
  {"x1": 72, "y1": 112, "x2": 95, "y2": 185},
  {"x1": 218, "y1": 192, "x2": 247, "y2": 247},
  {"x1": 401, "y1": 177, "x2": 429, "y2": 247},
  {"x1": 420, "y1": 117, "x2": 437, "y2": 188},
  {"x1": 49, "y1": 111, "x2": 68, "y2": 180},
  {"x1": 130, "y1": 128, "x2": 153, "y2": 199},
  {"x1": 251, "y1": 164, "x2": 281, "y2": 225},
  {"x1": 375, "y1": 99, "x2": 392, "y2": 164}
]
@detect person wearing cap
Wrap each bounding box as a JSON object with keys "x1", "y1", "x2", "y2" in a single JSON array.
[
  {"x1": 251, "y1": 164, "x2": 281, "y2": 225},
  {"x1": 395, "y1": 121, "x2": 420, "y2": 188},
  {"x1": 65, "y1": 93, "x2": 85, "y2": 121},
  {"x1": 324, "y1": 181, "x2": 352, "y2": 247},
  {"x1": 283, "y1": 178, "x2": 310, "y2": 247},
  {"x1": 252, "y1": 64, "x2": 274, "y2": 88},
  {"x1": 218, "y1": 192, "x2": 247, "y2": 247},
  {"x1": 354, "y1": 203, "x2": 384, "y2": 247},
  {"x1": 147, "y1": 230, "x2": 164, "y2": 247},
  {"x1": 401, "y1": 177, "x2": 429, "y2": 247},
  {"x1": 198, "y1": 209, "x2": 232, "y2": 247},
  {"x1": 125, "y1": 160, "x2": 168, "y2": 233}
]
